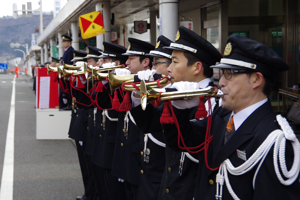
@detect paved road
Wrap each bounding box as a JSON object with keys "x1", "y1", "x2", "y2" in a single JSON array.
[{"x1": 0, "y1": 74, "x2": 83, "y2": 200}]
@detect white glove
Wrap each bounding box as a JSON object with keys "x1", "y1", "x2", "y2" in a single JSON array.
[
  {"x1": 102, "y1": 62, "x2": 116, "y2": 68},
  {"x1": 131, "y1": 91, "x2": 141, "y2": 107},
  {"x1": 171, "y1": 81, "x2": 200, "y2": 109},
  {"x1": 58, "y1": 65, "x2": 63, "y2": 70},
  {"x1": 63, "y1": 98, "x2": 68, "y2": 104},
  {"x1": 137, "y1": 69, "x2": 157, "y2": 81},
  {"x1": 172, "y1": 81, "x2": 200, "y2": 91},
  {"x1": 75, "y1": 61, "x2": 85, "y2": 67},
  {"x1": 89, "y1": 65, "x2": 99, "y2": 70},
  {"x1": 115, "y1": 68, "x2": 131, "y2": 75}
]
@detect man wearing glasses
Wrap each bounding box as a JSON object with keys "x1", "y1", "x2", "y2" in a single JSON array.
[
  {"x1": 162, "y1": 34, "x2": 300, "y2": 199},
  {"x1": 130, "y1": 26, "x2": 222, "y2": 200}
]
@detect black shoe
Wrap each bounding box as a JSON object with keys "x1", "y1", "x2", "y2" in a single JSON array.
[
  {"x1": 76, "y1": 195, "x2": 86, "y2": 200},
  {"x1": 62, "y1": 105, "x2": 72, "y2": 110}
]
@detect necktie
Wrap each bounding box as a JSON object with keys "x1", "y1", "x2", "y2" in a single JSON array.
[
  {"x1": 226, "y1": 116, "x2": 235, "y2": 132},
  {"x1": 225, "y1": 115, "x2": 235, "y2": 144}
]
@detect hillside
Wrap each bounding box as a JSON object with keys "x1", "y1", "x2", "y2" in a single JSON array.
[{"x1": 0, "y1": 13, "x2": 52, "y2": 62}]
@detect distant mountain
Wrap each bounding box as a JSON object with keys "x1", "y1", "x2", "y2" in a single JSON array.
[{"x1": 0, "y1": 13, "x2": 52, "y2": 62}]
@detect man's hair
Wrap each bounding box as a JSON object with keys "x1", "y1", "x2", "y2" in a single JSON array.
[
  {"x1": 262, "y1": 76, "x2": 273, "y2": 96},
  {"x1": 139, "y1": 55, "x2": 153, "y2": 68},
  {"x1": 246, "y1": 73, "x2": 273, "y2": 96},
  {"x1": 183, "y1": 52, "x2": 213, "y2": 78}
]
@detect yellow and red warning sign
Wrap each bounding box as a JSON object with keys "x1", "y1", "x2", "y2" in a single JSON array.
[{"x1": 79, "y1": 11, "x2": 105, "y2": 39}]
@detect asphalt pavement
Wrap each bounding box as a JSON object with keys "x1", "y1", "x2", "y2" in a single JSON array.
[{"x1": 0, "y1": 74, "x2": 83, "y2": 200}]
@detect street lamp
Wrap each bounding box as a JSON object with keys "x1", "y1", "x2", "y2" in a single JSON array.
[
  {"x1": 10, "y1": 43, "x2": 29, "y2": 55},
  {"x1": 11, "y1": 43, "x2": 30, "y2": 74},
  {"x1": 14, "y1": 49, "x2": 26, "y2": 60}
]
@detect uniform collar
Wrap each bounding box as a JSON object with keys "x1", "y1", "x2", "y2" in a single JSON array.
[{"x1": 232, "y1": 98, "x2": 268, "y2": 130}]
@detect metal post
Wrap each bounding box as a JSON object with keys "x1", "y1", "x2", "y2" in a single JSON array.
[
  {"x1": 58, "y1": 32, "x2": 63, "y2": 58},
  {"x1": 49, "y1": 39, "x2": 53, "y2": 58},
  {"x1": 150, "y1": 10, "x2": 157, "y2": 45},
  {"x1": 71, "y1": 22, "x2": 79, "y2": 50},
  {"x1": 159, "y1": 0, "x2": 178, "y2": 40},
  {"x1": 102, "y1": 0, "x2": 111, "y2": 43},
  {"x1": 40, "y1": 46, "x2": 44, "y2": 65},
  {"x1": 39, "y1": 0, "x2": 43, "y2": 34},
  {"x1": 44, "y1": 43, "x2": 48, "y2": 63},
  {"x1": 96, "y1": 2, "x2": 104, "y2": 49}
]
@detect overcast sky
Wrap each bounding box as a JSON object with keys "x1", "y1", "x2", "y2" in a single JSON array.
[{"x1": 0, "y1": 0, "x2": 67, "y2": 17}]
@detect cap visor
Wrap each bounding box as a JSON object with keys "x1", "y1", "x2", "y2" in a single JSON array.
[
  {"x1": 210, "y1": 63, "x2": 246, "y2": 70},
  {"x1": 122, "y1": 52, "x2": 138, "y2": 56}
]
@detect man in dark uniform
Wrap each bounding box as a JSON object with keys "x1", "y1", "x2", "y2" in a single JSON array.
[
  {"x1": 130, "y1": 35, "x2": 172, "y2": 200},
  {"x1": 130, "y1": 26, "x2": 222, "y2": 200},
  {"x1": 91, "y1": 42, "x2": 128, "y2": 200},
  {"x1": 78, "y1": 46, "x2": 102, "y2": 200},
  {"x1": 62, "y1": 35, "x2": 74, "y2": 64},
  {"x1": 67, "y1": 50, "x2": 91, "y2": 200},
  {"x1": 59, "y1": 34, "x2": 74, "y2": 110},
  {"x1": 162, "y1": 35, "x2": 300, "y2": 199},
  {"x1": 111, "y1": 38, "x2": 154, "y2": 200}
]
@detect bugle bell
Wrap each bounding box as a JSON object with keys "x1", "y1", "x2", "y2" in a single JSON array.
[
  {"x1": 99, "y1": 64, "x2": 126, "y2": 72},
  {"x1": 63, "y1": 63, "x2": 83, "y2": 70},
  {"x1": 47, "y1": 65, "x2": 58, "y2": 73},
  {"x1": 108, "y1": 72, "x2": 169, "y2": 93},
  {"x1": 139, "y1": 80, "x2": 224, "y2": 110}
]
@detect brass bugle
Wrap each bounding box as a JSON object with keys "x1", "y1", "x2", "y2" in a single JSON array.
[
  {"x1": 98, "y1": 64, "x2": 126, "y2": 72},
  {"x1": 47, "y1": 65, "x2": 58, "y2": 73},
  {"x1": 63, "y1": 68, "x2": 85, "y2": 77},
  {"x1": 63, "y1": 63, "x2": 83, "y2": 70},
  {"x1": 93, "y1": 72, "x2": 109, "y2": 81},
  {"x1": 140, "y1": 80, "x2": 224, "y2": 110},
  {"x1": 87, "y1": 65, "x2": 100, "y2": 73},
  {"x1": 108, "y1": 72, "x2": 135, "y2": 92},
  {"x1": 108, "y1": 72, "x2": 169, "y2": 93}
]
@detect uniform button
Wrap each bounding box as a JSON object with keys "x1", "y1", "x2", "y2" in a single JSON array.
[
  {"x1": 87, "y1": 127, "x2": 89, "y2": 130},
  {"x1": 99, "y1": 134, "x2": 102, "y2": 137},
  {"x1": 209, "y1": 179, "x2": 214, "y2": 185},
  {"x1": 101, "y1": 123, "x2": 103, "y2": 126},
  {"x1": 89, "y1": 115, "x2": 91, "y2": 117},
  {"x1": 76, "y1": 114, "x2": 78, "y2": 117},
  {"x1": 162, "y1": 129, "x2": 164, "y2": 133},
  {"x1": 166, "y1": 188, "x2": 169, "y2": 193},
  {"x1": 168, "y1": 167, "x2": 171, "y2": 172},
  {"x1": 140, "y1": 170, "x2": 144, "y2": 174},
  {"x1": 123, "y1": 128, "x2": 125, "y2": 132},
  {"x1": 121, "y1": 143, "x2": 123, "y2": 147},
  {"x1": 141, "y1": 151, "x2": 144, "y2": 156}
]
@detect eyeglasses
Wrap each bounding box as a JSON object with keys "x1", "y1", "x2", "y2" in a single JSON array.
[
  {"x1": 219, "y1": 69, "x2": 251, "y2": 80},
  {"x1": 152, "y1": 61, "x2": 171, "y2": 66}
]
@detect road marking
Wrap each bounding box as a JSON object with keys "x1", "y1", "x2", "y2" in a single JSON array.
[{"x1": 0, "y1": 76, "x2": 15, "y2": 200}]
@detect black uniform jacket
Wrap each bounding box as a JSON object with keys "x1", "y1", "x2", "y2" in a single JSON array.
[
  {"x1": 91, "y1": 82, "x2": 117, "y2": 169},
  {"x1": 131, "y1": 102, "x2": 166, "y2": 200},
  {"x1": 62, "y1": 46, "x2": 74, "y2": 65},
  {"x1": 131, "y1": 102, "x2": 200, "y2": 200},
  {"x1": 111, "y1": 90, "x2": 142, "y2": 186},
  {"x1": 163, "y1": 101, "x2": 300, "y2": 200},
  {"x1": 68, "y1": 83, "x2": 92, "y2": 141}
]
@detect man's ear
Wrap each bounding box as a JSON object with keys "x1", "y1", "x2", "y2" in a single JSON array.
[
  {"x1": 252, "y1": 72, "x2": 264, "y2": 89},
  {"x1": 115, "y1": 60, "x2": 121, "y2": 66},
  {"x1": 142, "y1": 58, "x2": 150, "y2": 68},
  {"x1": 193, "y1": 61, "x2": 203, "y2": 75}
]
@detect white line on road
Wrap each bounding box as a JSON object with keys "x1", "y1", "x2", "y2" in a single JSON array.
[{"x1": 0, "y1": 76, "x2": 15, "y2": 200}]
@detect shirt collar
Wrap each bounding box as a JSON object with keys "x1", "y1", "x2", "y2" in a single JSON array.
[
  {"x1": 232, "y1": 98, "x2": 268, "y2": 131},
  {"x1": 64, "y1": 46, "x2": 70, "y2": 51},
  {"x1": 198, "y1": 78, "x2": 212, "y2": 88}
]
